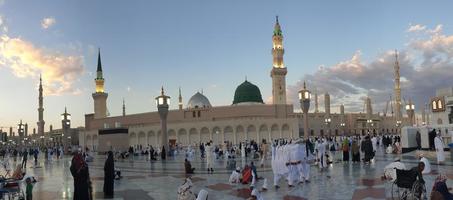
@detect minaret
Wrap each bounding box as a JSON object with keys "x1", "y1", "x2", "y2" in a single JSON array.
[
  {"x1": 324, "y1": 92, "x2": 330, "y2": 115},
  {"x1": 394, "y1": 50, "x2": 402, "y2": 122},
  {"x1": 270, "y1": 16, "x2": 287, "y2": 105},
  {"x1": 92, "y1": 49, "x2": 108, "y2": 119},
  {"x1": 366, "y1": 96, "x2": 373, "y2": 118},
  {"x1": 37, "y1": 74, "x2": 45, "y2": 137},
  {"x1": 421, "y1": 104, "x2": 426, "y2": 125},
  {"x1": 314, "y1": 90, "x2": 319, "y2": 113},
  {"x1": 122, "y1": 98, "x2": 126, "y2": 116},
  {"x1": 178, "y1": 87, "x2": 183, "y2": 110},
  {"x1": 61, "y1": 107, "x2": 71, "y2": 129}
]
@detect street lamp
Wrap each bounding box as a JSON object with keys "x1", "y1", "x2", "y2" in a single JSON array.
[
  {"x1": 298, "y1": 81, "x2": 311, "y2": 140},
  {"x1": 324, "y1": 117, "x2": 331, "y2": 136},
  {"x1": 17, "y1": 120, "x2": 24, "y2": 146},
  {"x1": 405, "y1": 100, "x2": 415, "y2": 126},
  {"x1": 155, "y1": 87, "x2": 170, "y2": 157},
  {"x1": 340, "y1": 122, "x2": 346, "y2": 135}
]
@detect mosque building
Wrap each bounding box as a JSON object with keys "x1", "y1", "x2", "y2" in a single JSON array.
[{"x1": 79, "y1": 18, "x2": 410, "y2": 152}]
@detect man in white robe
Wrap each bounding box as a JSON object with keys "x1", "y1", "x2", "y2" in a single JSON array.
[
  {"x1": 296, "y1": 140, "x2": 307, "y2": 183},
  {"x1": 371, "y1": 136, "x2": 377, "y2": 153},
  {"x1": 286, "y1": 141, "x2": 301, "y2": 187},
  {"x1": 205, "y1": 142, "x2": 214, "y2": 172},
  {"x1": 272, "y1": 142, "x2": 289, "y2": 189},
  {"x1": 434, "y1": 133, "x2": 445, "y2": 164},
  {"x1": 317, "y1": 138, "x2": 327, "y2": 169}
]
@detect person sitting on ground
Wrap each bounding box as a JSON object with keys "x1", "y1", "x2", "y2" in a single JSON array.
[
  {"x1": 184, "y1": 159, "x2": 195, "y2": 174},
  {"x1": 241, "y1": 165, "x2": 252, "y2": 184},
  {"x1": 177, "y1": 177, "x2": 196, "y2": 200},
  {"x1": 229, "y1": 167, "x2": 241, "y2": 184},
  {"x1": 382, "y1": 158, "x2": 406, "y2": 181}
]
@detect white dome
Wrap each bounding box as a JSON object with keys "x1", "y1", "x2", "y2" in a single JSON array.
[{"x1": 187, "y1": 92, "x2": 212, "y2": 109}]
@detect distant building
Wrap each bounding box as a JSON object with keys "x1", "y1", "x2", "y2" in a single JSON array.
[{"x1": 80, "y1": 17, "x2": 410, "y2": 152}]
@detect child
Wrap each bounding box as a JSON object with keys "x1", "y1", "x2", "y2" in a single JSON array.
[{"x1": 26, "y1": 177, "x2": 33, "y2": 200}]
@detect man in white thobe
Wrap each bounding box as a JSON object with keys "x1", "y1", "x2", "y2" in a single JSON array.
[
  {"x1": 286, "y1": 141, "x2": 301, "y2": 187},
  {"x1": 371, "y1": 136, "x2": 377, "y2": 153},
  {"x1": 272, "y1": 142, "x2": 288, "y2": 189},
  {"x1": 205, "y1": 142, "x2": 214, "y2": 172},
  {"x1": 434, "y1": 133, "x2": 445, "y2": 164},
  {"x1": 296, "y1": 140, "x2": 308, "y2": 183},
  {"x1": 317, "y1": 138, "x2": 327, "y2": 169}
]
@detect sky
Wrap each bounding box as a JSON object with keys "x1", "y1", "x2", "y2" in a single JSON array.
[{"x1": 1, "y1": 1, "x2": 453, "y2": 132}]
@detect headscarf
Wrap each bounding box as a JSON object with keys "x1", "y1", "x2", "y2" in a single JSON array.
[{"x1": 72, "y1": 153, "x2": 86, "y2": 172}]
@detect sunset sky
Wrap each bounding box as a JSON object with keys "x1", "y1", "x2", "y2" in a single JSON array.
[{"x1": 1, "y1": 0, "x2": 453, "y2": 132}]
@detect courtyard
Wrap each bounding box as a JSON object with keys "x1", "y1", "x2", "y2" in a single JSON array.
[{"x1": 4, "y1": 148, "x2": 452, "y2": 200}]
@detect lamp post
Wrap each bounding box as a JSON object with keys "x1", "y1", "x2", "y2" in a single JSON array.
[
  {"x1": 340, "y1": 122, "x2": 346, "y2": 135},
  {"x1": 396, "y1": 120, "x2": 402, "y2": 134},
  {"x1": 61, "y1": 108, "x2": 71, "y2": 151},
  {"x1": 405, "y1": 100, "x2": 415, "y2": 126},
  {"x1": 324, "y1": 118, "x2": 331, "y2": 137},
  {"x1": 156, "y1": 87, "x2": 170, "y2": 157},
  {"x1": 298, "y1": 81, "x2": 311, "y2": 140},
  {"x1": 366, "y1": 119, "x2": 373, "y2": 133},
  {"x1": 17, "y1": 120, "x2": 24, "y2": 147}
]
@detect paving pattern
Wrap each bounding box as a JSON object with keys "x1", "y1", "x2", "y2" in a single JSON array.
[{"x1": 2, "y1": 147, "x2": 452, "y2": 200}]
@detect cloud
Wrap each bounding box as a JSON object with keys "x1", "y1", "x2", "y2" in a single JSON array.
[
  {"x1": 407, "y1": 24, "x2": 426, "y2": 32},
  {"x1": 0, "y1": 15, "x2": 7, "y2": 33},
  {"x1": 0, "y1": 35, "x2": 85, "y2": 95},
  {"x1": 287, "y1": 24, "x2": 453, "y2": 115},
  {"x1": 41, "y1": 17, "x2": 56, "y2": 29}
]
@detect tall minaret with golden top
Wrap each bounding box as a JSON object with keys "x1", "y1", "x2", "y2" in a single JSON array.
[
  {"x1": 92, "y1": 49, "x2": 108, "y2": 119},
  {"x1": 271, "y1": 16, "x2": 287, "y2": 105}
]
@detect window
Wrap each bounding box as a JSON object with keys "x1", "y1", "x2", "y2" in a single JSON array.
[
  {"x1": 197, "y1": 111, "x2": 201, "y2": 117},
  {"x1": 438, "y1": 100, "x2": 443, "y2": 109},
  {"x1": 103, "y1": 123, "x2": 109, "y2": 129},
  {"x1": 192, "y1": 111, "x2": 196, "y2": 118},
  {"x1": 433, "y1": 101, "x2": 437, "y2": 110},
  {"x1": 115, "y1": 122, "x2": 121, "y2": 128}
]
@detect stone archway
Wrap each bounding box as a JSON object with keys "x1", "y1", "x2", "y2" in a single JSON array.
[
  {"x1": 270, "y1": 124, "x2": 279, "y2": 140},
  {"x1": 200, "y1": 127, "x2": 210, "y2": 143},
  {"x1": 259, "y1": 124, "x2": 268, "y2": 143},
  {"x1": 236, "y1": 125, "x2": 245, "y2": 144},
  {"x1": 224, "y1": 126, "x2": 234, "y2": 144},
  {"x1": 212, "y1": 127, "x2": 222, "y2": 145},
  {"x1": 138, "y1": 132, "x2": 146, "y2": 148},
  {"x1": 178, "y1": 129, "x2": 188, "y2": 145},
  {"x1": 247, "y1": 125, "x2": 257, "y2": 142},
  {"x1": 189, "y1": 128, "x2": 199, "y2": 145},
  {"x1": 148, "y1": 131, "x2": 157, "y2": 147},
  {"x1": 129, "y1": 132, "x2": 137, "y2": 147},
  {"x1": 282, "y1": 124, "x2": 290, "y2": 139}
]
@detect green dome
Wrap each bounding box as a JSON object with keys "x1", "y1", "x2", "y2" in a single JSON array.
[{"x1": 233, "y1": 80, "x2": 264, "y2": 105}]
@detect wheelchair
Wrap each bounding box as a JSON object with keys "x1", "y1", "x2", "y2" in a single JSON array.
[{"x1": 391, "y1": 169, "x2": 427, "y2": 200}]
